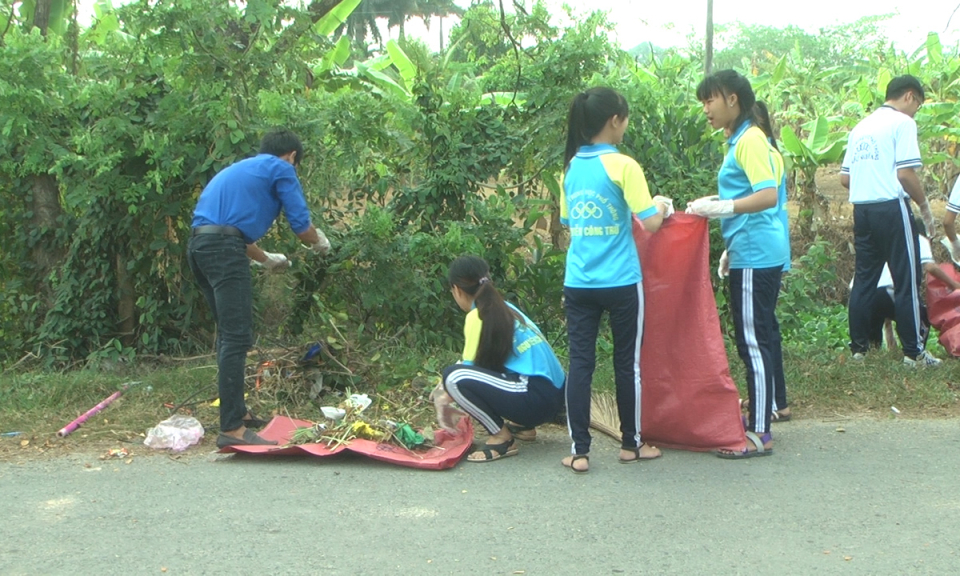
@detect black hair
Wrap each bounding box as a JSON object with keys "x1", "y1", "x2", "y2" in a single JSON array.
[
  {"x1": 563, "y1": 87, "x2": 630, "y2": 170},
  {"x1": 696, "y1": 69, "x2": 757, "y2": 134},
  {"x1": 754, "y1": 101, "x2": 779, "y2": 152},
  {"x1": 448, "y1": 255, "x2": 520, "y2": 372},
  {"x1": 885, "y1": 75, "x2": 925, "y2": 103},
  {"x1": 259, "y1": 128, "x2": 304, "y2": 166}
]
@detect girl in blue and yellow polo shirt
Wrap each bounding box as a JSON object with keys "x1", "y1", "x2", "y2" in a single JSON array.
[
  {"x1": 687, "y1": 70, "x2": 789, "y2": 459},
  {"x1": 560, "y1": 87, "x2": 671, "y2": 474},
  {"x1": 441, "y1": 255, "x2": 566, "y2": 463}
]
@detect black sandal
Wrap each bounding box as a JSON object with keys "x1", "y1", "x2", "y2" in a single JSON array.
[
  {"x1": 562, "y1": 454, "x2": 589, "y2": 474},
  {"x1": 619, "y1": 442, "x2": 662, "y2": 463},
  {"x1": 466, "y1": 438, "x2": 518, "y2": 462}
]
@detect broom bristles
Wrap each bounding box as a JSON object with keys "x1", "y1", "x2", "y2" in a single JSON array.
[{"x1": 590, "y1": 391, "x2": 621, "y2": 441}]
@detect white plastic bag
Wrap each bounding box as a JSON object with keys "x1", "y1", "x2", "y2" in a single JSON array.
[{"x1": 144, "y1": 415, "x2": 205, "y2": 452}]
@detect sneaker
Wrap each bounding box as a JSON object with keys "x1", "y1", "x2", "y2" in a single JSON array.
[
  {"x1": 903, "y1": 350, "x2": 942, "y2": 367},
  {"x1": 852, "y1": 352, "x2": 866, "y2": 361}
]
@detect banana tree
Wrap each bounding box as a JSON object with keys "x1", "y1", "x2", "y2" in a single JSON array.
[{"x1": 780, "y1": 115, "x2": 845, "y2": 237}]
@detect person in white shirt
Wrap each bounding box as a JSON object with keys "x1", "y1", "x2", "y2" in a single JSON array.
[
  {"x1": 941, "y1": 175, "x2": 960, "y2": 265},
  {"x1": 851, "y1": 224, "x2": 960, "y2": 352},
  {"x1": 840, "y1": 75, "x2": 941, "y2": 367}
]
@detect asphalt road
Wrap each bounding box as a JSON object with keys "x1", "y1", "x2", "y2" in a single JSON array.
[{"x1": 2, "y1": 418, "x2": 959, "y2": 575}]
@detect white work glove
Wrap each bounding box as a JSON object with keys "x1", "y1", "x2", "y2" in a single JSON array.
[
  {"x1": 429, "y1": 382, "x2": 467, "y2": 434},
  {"x1": 918, "y1": 202, "x2": 936, "y2": 240},
  {"x1": 310, "y1": 229, "x2": 331, "y2": 256},
  {"x1": 686, "y1": 195, "x2": 735, "y2": 219},
  {"x1": 941, "y1": 236, "x2": 960, "y2": 266},
  {"x1": 653, "y1": 195, "x2": 675, "y2": 218},
  {"x1": 253, "y1": 251, "x2": 289, "y2": 271},
  {"x1": 718, "y1": 249, "x2": 730, "y2": 279}
]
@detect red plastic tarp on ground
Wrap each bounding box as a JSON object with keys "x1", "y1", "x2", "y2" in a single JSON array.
[
  {"x1": 925, "y1": 263, "x2": 960, "y2": 356},
  {"x1": 218, "y1": 415, "x2": 474, "y2": 470},
  {"x1": 633, "y1": 213, "x2": 746, "y2": 452}
]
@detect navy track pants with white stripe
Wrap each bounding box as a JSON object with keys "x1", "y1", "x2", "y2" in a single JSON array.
[
  {"x1": 729, "y1": 266, "x2": 783, "y2": 435},
  {"x1": 564, "y1": 283, "x2": 643, "y2": 455},
  {"x1": 442, "y1": 365, "x2": 563, "y2": 435},
  {"x1": 849, "y1": 199, "x2": 924, "y2": 358}
]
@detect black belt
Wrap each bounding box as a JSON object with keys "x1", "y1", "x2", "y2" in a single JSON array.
[{"x1": 192, "y1": 225, "x2": 244, "y2": 238}]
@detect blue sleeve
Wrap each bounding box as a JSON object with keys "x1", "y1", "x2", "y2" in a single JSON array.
[{"x1": 275, "y1": 163, "x2": 312, "y2": 234}]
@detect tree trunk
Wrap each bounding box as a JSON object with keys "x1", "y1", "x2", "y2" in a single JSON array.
[
  {"x1": 797, "y1": 171, "x2": 829, "y2": 239},
  {"x1": 704, "y1": 0, "x2": 714, "y2": 74},
  {"x1": 33, "y1": 0, "x2": 52, "y2": 35},
  {"x1": 116, "y1": 252, "x2": 135, "y2": 345},
  {"x1": 30, "y1": 174, "x2": 64, "y2": 302}
]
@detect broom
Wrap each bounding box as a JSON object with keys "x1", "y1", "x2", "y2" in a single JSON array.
[{"x1": 589, "y1": 390, "x2": 621, "y2": 441}]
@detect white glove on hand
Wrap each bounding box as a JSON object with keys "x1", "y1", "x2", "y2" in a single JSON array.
[
  {"x1": 718, "y1": 250, "x2": 730, "y2": 279},
  {"x1": 311, "y1": 229, "x2": 331, "y2": 256},
  {"x1": 919, "y1": 202, "x2": 936, "y2": 239},
  {"x1": 686, "y1": 195, "x2": 735, "y2": 219},
  {"x1": 254, "y1": 251, "x2": 289, "y2": 271},
  {"x1": 653, "y1": 195, "x2": 675, "y2": 218},
  {"x1": 941, "y1": 236, "x2": 960, "y2": 266},
  {"x1": 429, "y1": 382, "x2": 466, "y2": 434}
]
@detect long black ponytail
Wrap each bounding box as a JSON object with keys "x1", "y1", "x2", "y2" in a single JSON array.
[
  {"x1": 754, "y1": 101, "x2": 779, "y2": 152},
  {"x1": 448, "y1": 255, "x2": 520, "y2": 372},
  {"x1": 563, "y1": 87, "x2": 630, "y2": 170}
]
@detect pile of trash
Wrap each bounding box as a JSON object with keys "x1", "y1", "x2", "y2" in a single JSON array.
[{"x1": 288, "y1": 392, "x2": 430, "y2": 451}]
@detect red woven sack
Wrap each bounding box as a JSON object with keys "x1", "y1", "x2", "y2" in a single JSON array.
[
  {"x1": 633, "y1": 214, "x2": 746, "y2": 452},
  {"x1": 926, "y1": 263, "x2": 960, "y2": 356}
]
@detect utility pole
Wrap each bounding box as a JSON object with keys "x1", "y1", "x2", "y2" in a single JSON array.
[{"x1": 705, "y1": 0, "x2": 714, "y2": 74}]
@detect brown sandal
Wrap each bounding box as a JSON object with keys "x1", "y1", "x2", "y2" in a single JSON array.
[
  {"x1": 619, "y1": 442, "x2": 662, "y2": 463},
  {"x1": 562, "y1": 454, "x2": 589, "y2": 474}
]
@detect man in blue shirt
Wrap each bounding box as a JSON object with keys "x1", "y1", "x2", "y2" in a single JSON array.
[{"x1": 188, "y1": 128, "x2": 331, "y2": 447}]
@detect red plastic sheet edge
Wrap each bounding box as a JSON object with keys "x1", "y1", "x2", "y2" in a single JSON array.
[{"x1": 218, "y1": 415, "x2": 475, "y2": 470}]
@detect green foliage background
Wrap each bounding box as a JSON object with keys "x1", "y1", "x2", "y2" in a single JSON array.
[{"x1": 2, "y1": 0, "x2": 959, "y2": 374}]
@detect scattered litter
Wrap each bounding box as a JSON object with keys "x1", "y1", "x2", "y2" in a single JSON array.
[
  {"x1": 346, "y1": 393, "x2": 372, "y2": 412},
  {"x1": 300, "y1": 342, "x2": 323, "y2": 364},
  {"x1": 835, "y1": 427, "x2": 845, "y2": 433},
  {"x1": 891, "y1": 406, "x2": 900, "y2": 414},
  {"x1": 0, "y1": 431, "x2": 23, "y2": 437},
  {"x1": 321, "y1": 407, "x2": 346, "y2": 421},
  {"x1": 144, "y1": 415, "x2": 204, "y2": 452},
  {"x1": 211, "y1": 393, "x2": 247, "y2": 408},
  {"x1": 100, "y1": 447, "x2": 130, "y2": 460},
  {"x1": 56, "y1": 381, "x2": 141, "y2": 437},
  {"x1": 393, "y1": 423, "x2": 425, "y2": 449}
]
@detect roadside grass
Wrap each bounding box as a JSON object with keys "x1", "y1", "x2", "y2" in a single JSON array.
[
  {"x1": 0, "y1": 343, "x2": 462, "y2": 458},
  {"x1": 591, "y1": 337, "x2": 960, "y2": 419},
  {"x1": 2, "y1": 338, "x2": 958, "y2": 459},
  {"x1": 0, "y1": 362, "x2": 222, "y2": 450}
]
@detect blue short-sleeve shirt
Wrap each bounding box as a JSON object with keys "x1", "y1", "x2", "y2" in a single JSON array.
[{"x1": 191, "y1": 154, "x2": 312, "y2": 243}]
